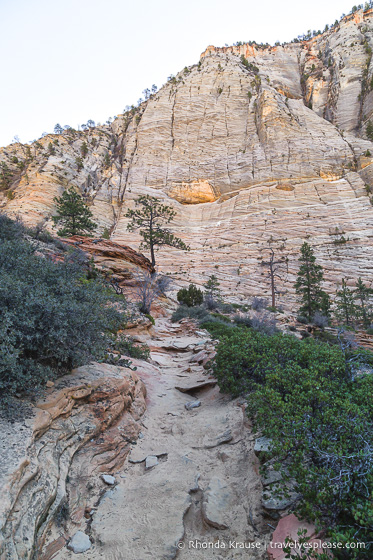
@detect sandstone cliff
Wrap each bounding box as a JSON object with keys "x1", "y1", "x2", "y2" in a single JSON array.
[{"x1": 2, "y1": 8, "x2": 373, "y2": 305}]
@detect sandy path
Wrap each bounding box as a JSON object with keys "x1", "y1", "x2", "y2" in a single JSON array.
[{"x1": 52, "y1": 318, "x2": 269, "y2": 559}]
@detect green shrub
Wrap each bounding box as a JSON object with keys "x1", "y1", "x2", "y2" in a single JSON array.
[
  {"x1": 200, "y1": 320, "x2": 236, "y2": 338},
  {"x1": 249, "y1": 364, "x2": 373, "y2": 558},
  {"x1": 0, "y1": 215, "x2": 126, "y2": 402},
  {"x1": 367, "y1": 120, "x2": 373, "y2": 141},
  {"x1": 75, "y1": 157, "x2": 84, "y2": 171},
  {"x1": 210, "y1": 312, "x2": 230, "y2": 323},
  {"x1": 217, "y1": 302, "x2": 234, "y2": 313},
  {"x1": 171, "y1": 304, "x2": 209, "y2": 323},
  {"x1": 233, "y1": 314, "x2": 252, "y2": 327},
  {"x1": 210, "y1": 328, "x2": 346, "y2": 396},
  {"x1": 210, "y1": 323, "x2": 373, "y2": 557},
  {"x1": 28, "y1": 223, "x2": 54, "y2": 243},
  {"x1": 102, "y1": 227, "x2": 110, "y2": 239},
  {"x1": 145, "y1": 313, "x2": 155, "y2": 325},
  {"x1": 111, "y1": 334, "x2": 149, "y2": 361},
  {"x1": 177, "y1": 284, "x2": 203, "y2": 307}
]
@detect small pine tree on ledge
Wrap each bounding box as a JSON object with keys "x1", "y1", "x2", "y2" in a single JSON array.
[
  {"x1": 125, "y1": 195, "x2": 190, "y2": 267},
  {"x1": 52, "y1": 187, "x2": 97, "y2": 237}
]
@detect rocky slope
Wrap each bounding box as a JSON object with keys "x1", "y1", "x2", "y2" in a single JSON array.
[
  {"x1": 0, "y1": 315, "x2": 278, "y2": 560},
  {"x1": 0, "y1": 363, "x2": 146, "y2": 560},
  {"x1": 2, "y1": 8, "x2": 373, "y2": 304},
  {"x1": 38, "y1": 318, "x2": 271, "y2": 560}
]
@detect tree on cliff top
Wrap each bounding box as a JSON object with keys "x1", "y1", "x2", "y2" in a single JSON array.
[
  {"x1": 52, "y1": 187, "x2": 97, "y2": 237},
  {"x1": 125, "y1": 195, "x2": 189, "y2": 267}
]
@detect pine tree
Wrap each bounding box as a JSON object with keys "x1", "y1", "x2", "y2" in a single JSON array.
[
  {"x1": 81, "y1": 141, "x2": 88, "y2": 158},
  {"x1": 335, "y1": 279, "x2": 357, "y2": 326},
  {"x1": 354, "y1": 277, "x2": 372, "y2": 328},
  {"x1": 320, "y1": 291, "x2": 331, "y2": 317},
  {"x1": 0, "y1": 162, "x2": 13, "y2": 189},
  {"x1": 294, "y1": 242, "x2": 328, "y2": 322},
  {"x1": 52, "y1": 188, "x2": 97, "y2": 237},
  {"x1": 204, "y1": 274, "x2": 221, "y2": 300},
  {"x1": 126, "y1": 195, "x2": 189, "y2": 267},
  {"x1": 367, "y1": 120, "x2": 373, "y2": 141}
]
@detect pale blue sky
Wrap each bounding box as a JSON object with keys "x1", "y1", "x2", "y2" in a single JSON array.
[{"x1": 0, "y1": 0, "x2": 357, "y2": 147}]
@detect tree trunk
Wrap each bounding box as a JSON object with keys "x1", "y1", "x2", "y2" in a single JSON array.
[{"x1": 150, "y1": 243, "x2": 155, "y2": 268}]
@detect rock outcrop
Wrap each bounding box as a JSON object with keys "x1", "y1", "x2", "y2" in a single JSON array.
[
  {"x1": 0, "y1": 363, "x2": 146, "y2": 560},
  {"x1": 1, "y1": 8, "x2": 373, "y2": 305},
  {"x1": 61, "y1": 235, "x2": 154, "y2": 285}
]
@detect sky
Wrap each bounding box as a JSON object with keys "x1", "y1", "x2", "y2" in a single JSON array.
[{"x1": 0, "y1": 0, "x2": 358, "y2": 147}]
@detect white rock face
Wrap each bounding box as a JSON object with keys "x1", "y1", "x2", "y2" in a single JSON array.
[{"x1": 1, "y1": 9, "x2": 373, "y2": 305}]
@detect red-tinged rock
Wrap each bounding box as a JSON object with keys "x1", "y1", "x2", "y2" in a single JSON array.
[
  {"x1": 39, "y1": 535, "x2": 67, "y2": 560},
  {"x1": 61, "y1": 236, "x2": 154, "y2": 285},
  {"x1": 268, "y1": 514, "x2": 328, "y2": 560}
]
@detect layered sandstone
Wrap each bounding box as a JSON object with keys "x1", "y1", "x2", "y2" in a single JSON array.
[
  {"x1": 0, "y1": 363, "x2": 146, "y2": 560},
  {"x1": 1, "y1": 8, "x2": 373, "y2": 304},
  {"x1": 61, "y1": 235, "x2": 154, "y2": 284}
]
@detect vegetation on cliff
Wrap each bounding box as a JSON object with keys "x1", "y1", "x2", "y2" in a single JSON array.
[
  {"x1": 0, "y1": 214, "x2": 139, "y2": 404},
  {"x1": 52, "y1": 187, "x2": 97, "y2": 237}
]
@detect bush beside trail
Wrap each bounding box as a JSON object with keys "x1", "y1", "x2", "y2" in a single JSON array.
[
  {"x1": 203, "y1": 320, "x2": 373, "y2": 559},
  {"x1": 0, "y1": 215, "x2": 140, "y2": 403}
]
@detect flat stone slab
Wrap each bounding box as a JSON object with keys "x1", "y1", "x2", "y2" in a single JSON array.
[
  {"x1": 67, "y1": 531, "x2": 91, "y2": 553},
  {"x1": 202, "y1": 477, "x2": 232, "y2": 529},
  {"x1": 262, "y1": 483, "x2": 299, "y2": 512},
  {"x1": 267, "y1": 514, "x2": 320, "y2": 560},
  {"x1": 263, "y1": 467, "x2": 282, "y2": 486},
  {"x1": 175, "y1": 380, "x2": 217, "y2": 393},
  {"x1": 202, "y1": 429, "x2": 233, "y2": 449},
  {"x1": 145, "y1": 455, "x2": 159, "y2": 469},
  {"x1": 129, "y1": 448, "x2": 168, "y2": 463}
]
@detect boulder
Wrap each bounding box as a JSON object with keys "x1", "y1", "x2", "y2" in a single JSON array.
[
  {"x1": 254, "y1": 436, "x2": 273, "y2": 459},
  {"x1": 145, "y1": 455, "x2": 159, "y2": 469},
  {"x1": 101, "y1": 474, "x2": 116, "y2": 485},
  {"x1": 185, "y1": 400, "x2": 201, "y2": 411},
  {"x1": 67, "y1": 531, "x2": 91, "y2": 554}
]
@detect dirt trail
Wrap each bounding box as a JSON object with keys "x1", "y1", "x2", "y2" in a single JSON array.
[{"x1": 52, "y1": 318, "x2": 270, "y2": 559}]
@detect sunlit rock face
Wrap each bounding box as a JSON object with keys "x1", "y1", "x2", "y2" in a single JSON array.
[{"x1": 2, "y1": 8, "x2": 373, "y2": 304}]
